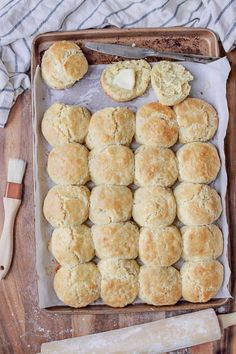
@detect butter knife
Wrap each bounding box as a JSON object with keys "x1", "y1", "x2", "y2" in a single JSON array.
[{"x1": 85, "y1": 42, "x2": 218, "y2": 64}]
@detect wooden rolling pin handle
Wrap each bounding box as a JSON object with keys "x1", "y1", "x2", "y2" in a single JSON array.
[
  {"x1": 0, "y1": 197, "x2": 21, "y2": 280},
  {"x1": 218, "y1": 313, "x2": 236, "y2": 330}
]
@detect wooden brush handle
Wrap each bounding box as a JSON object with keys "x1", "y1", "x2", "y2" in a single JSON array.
[
  {"x1": 0, "y1": 197, "x2": 21, "y2": 280},
  {"x1": 218, "y1": 313, "x2": 236, "y2": 329}
]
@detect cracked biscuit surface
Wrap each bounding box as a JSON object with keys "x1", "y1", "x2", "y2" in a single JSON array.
[
  {"x1": 100, "y1": 60, "x2": 151, "y2": 102},
  {"x1": 41, "y1": 103, "x2": 91, "y2": 146},
  {"x1": 177, "y1": 142, "x2": 220, "y2": 184},
  {"x1": 89, "y1": 185, "x2": 133, "y2": 225},
  {"x1": 86, "y1": 107, "x2": 135, "y2": 149},
  {"x1": 181, "y1": 260, "x2": 224, "y2": 303},
  {"x1": 151, "y1": 61, "x2": 193, "y2": 106},
  {"x1": 174, "y1": 98, "x2": 218, "y2": 143},
  {"x1": 135, "y1": 145, "x2": 178, "y2": 187},
  {"x1": 139, "y1": 226, "x2": 182, "y2": 266},
  {"x1": 174, "y1": 183, "x2": 222, "y2": 225},
  {"x1": 47, "y1": 143, "x2": 89, "y2": 185},
  {"x1": 49, "y1": 225, "x2": 94, "y2": 266},
  {"x1": 89, "y1": 145, "x2": 134, "y2": 186},
  {"x1": 181, "y1": 225, "x2": 223, "y2": 261},
  {"x1": 54, "y1": 263, "x2": 101, "y2": 308},
  {"x1": 41, "y1": 41, "x2": 88, "y2": 89},
  {"x1": 139, "y1": 265, "x2": 181, "y2": 306},
  {"x1": 98, "y1": 259, "x2": 139, "y2": 307},
  {"x1": 132, "y1": 186, "x2": 176, "y2": 227},
  {"x1": 135, "y1": 103, "x2": 178, "y2": 148},
  {"x1": 92, "y1": 222, "x2": 139, "y2": 259},
  {"x1": 43, "y1": 185, "x2": 90, "y2": 227}
]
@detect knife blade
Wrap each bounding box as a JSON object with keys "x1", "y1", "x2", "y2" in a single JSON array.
[{"x1": 85, "y1": 42, "x2": 218, "y2": 63}]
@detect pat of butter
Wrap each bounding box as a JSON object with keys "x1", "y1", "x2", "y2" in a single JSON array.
[{"x1": 113, "y1": 68, "x2": 135, "y2": 90}]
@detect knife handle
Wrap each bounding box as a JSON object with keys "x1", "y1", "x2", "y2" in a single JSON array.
[{"x1": 144, "y1": 49, "x2": 216, "y2": 63}]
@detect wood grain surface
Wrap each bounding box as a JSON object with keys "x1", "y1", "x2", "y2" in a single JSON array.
[{"x1": 0, "y1": 49, "x2": 235, "y2": 354}]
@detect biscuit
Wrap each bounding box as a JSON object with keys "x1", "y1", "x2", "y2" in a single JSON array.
[
  {"x1": 43, "y1": 185, "x2": 90, "y2": 227},
  {"x1": 41, "y1": 103, "x2": 91, "y2": 146},
  {"x1": 181, "y1": 260, "x2": 224, "y2": 303},
  {"x1": 92, "y1": 222, "x2": 139, "y2": 259},
  {"x1": 139, "y1": 226, "x2": 182, "y2": 266},
  {"x1": 98, "y1": 259, "x2": 139, "y2": 307},
  {"x1": 89, "y1": 145, "x2": 134, "y2": 186},
  {"x1": 181, "y1": 225, "x2": 223, "y2": 261},
  {"x1": 100, "y1": 60, "x2": 151, "y2": 101},
  {"x1": 86, "y1": 107, "x2": 135, "y2": 149},
  {"x1": 151, "y1": 61, "x2": 193, "y2": 106},
  {"x1": 135, "y1": 146, "x2": 178, "y2": 187},
  {"x1": 47, "y1": 143, "x2": 89, "y2": 185},
  {"x1": 132, "y1": 186, "x2": 176, "y2": 227},
  {"x1": 135, "y1": 103, "x2": 178, "y2": 148},
  {"x1": 177, "y1": 142, "x2": 220, "y2": 184},
  {"x1": 41, "y1": 41, "x2": 88, "y2": 89},
  {"x1": 174, "y1": 183, "x2": 222, "y2": 225},
  {"x1": 54, "y1": 263, "x2": 101, "y2": 308},
  {"x1": 139, "y1": 265, "x2": 181, "y2": 306},
  {"x1": 90, "y1": 185, "x2": 133, "y2": 225},
  {"x1": 174, "y1": 98, "x2": 218, "y2": 143},
  {"x1": 49, "y1": 225, "x2": 94, "y2": 266}
]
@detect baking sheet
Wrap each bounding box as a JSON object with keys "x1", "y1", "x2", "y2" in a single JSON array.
[{"x1": 33, "y1": 57, "x2": 231, "y2": 309}]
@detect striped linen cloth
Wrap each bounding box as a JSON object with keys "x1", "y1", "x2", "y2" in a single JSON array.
[{"x1": 0, "y1": 0, "x2": 235, "y2": 127}]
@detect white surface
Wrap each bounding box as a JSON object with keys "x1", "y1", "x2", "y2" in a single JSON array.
[
  {"x1": 33, "y1": 57, "x2": 231, "y2": 308},
  {"x1": 41, "y1": 309, "x2": 221, "y2": 353}
]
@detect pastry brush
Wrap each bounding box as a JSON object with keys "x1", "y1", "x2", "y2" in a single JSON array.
[{"x1": 0, "y1": 158, "x2": 26, "y2": 280}]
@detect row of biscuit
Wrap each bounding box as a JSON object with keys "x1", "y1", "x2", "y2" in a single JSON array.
[
  {"x1": 41, "y1": 41, "x2": 193, "y2": 107},
  {"x1": 42, "y1": 98, "x2": 218, "y2": 148},
  {"x1": 50, "y1": 221, "x2": 223, "y2": 271},
  {"x1": 53, "y1": 258, "x2": 224, "y2": 308}
]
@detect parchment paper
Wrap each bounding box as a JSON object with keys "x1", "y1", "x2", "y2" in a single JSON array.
[{"x1": 33, "y1": 57, "x2": 231, "y2": 308}]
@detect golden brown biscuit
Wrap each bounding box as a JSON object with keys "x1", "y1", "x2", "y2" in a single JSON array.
[
  {"x1": 139, "y1": 265, "x2": 181, "y2": 306},
  {"x1": 135, "y1": 103, "x2": 178, "y2": 148},
  {"x1": 177, "y1": 142, "x2": 220, "y2": 184},
  {"x1": 139, "y1": 226, "x2": 182, "y2": 266},
  {"x1": 41, "y1": 103, "x2": 91, "y2": 146},
  {"x1": 92, "y1": 222, "x2": 139, "y2": 259},
  {"x1": 181, "y1": 225, "x2": 223, "y2": 261},
  {"x1": 41, "y1": 41, "x2": 88, "y2": 89},
  {"x1": 132, "y1": 186, "x2": 176, "y2": 227},
  {"x1": 89, "y1": 145, "x2": 134, "y2": 186},
  {"x1": 43, "y1": 185, "x2": 90, "y2": 227},
  {"x1": 53, "y1": 263, "x2": 101, "y2": 308},
  {"x1": 90, "y1": 185, "x2": 133, "y2": 225},
  {"x1": 135, "y1": 145, "x2": 178, "y2": 187},
  {"x1": 47, "y1": 143, "x2": 89, "y2": 185},
  {"x1": 98, "y1": 259, "x2": 139, "y2": 307},
  {"x1": 174, "y1": 98, "x2": 218, "y2": 143},
  {"x1": 174, "y1": 183, "x2": 222, "y2": 225},
  {"x1": 151, "y1": 61, "x2": 193, "y2": 106},
  {"x1": 181, "y1": 260, "x2": 224, "y2": 303},
  {"x1": 100, "y1": 60, "x2": 151, "y2": 102},
  {"x1": 86, "y1": 107, "x2": 135, "y2": 149},
  {"x1": 49, "y1": 225, "x2": 94, "y2": 266}
]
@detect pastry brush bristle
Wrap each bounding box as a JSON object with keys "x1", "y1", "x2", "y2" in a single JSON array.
[{"x1": 7, "y1": 159, "x2": 26, "y2": 184}]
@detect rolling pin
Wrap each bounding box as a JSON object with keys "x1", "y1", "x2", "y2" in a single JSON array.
[{"x1": 41, "y1": 309, "x2": 236, "y2": 354}]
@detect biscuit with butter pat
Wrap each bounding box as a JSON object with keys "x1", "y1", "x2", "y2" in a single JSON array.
[{"x1": 101, "y1": 60, "x2": 151, "y2": 101}]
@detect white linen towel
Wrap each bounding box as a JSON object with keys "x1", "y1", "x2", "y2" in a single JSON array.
[{"x1": 0, "y1": 0, "x2": 235, "y2": 127}]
